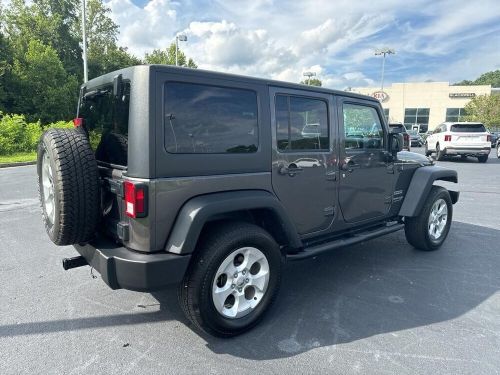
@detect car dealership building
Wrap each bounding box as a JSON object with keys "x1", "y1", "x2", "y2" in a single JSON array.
[{"x1": 351, "y1": 82, "x2": 493, "y2": 132}]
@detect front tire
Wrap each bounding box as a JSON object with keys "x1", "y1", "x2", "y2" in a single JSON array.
[
  {"x1": 404, "y1": 186, "x2": 452, "y2": 251},
  {"x1": 424, "y1": 142, "x2": 431, "y2": 156},
  {"x1": 179, "y1": 222, "x2": 282, "y2": 337},
  {"x1": 436, "y1": 143, "x2": 445, "y2": 161}
]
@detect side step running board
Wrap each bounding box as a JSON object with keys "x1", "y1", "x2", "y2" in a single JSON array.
[
  {"x1": 62, "y1": 256, "x2": 88, "y2": 270},
  {"x1": 287, "y1": 223, "x2": 405, "y2": 261}
]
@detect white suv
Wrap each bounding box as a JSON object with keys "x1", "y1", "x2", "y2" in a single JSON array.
[{"x1": 425, "y1": 122, "x2": 491, "y2": 163}]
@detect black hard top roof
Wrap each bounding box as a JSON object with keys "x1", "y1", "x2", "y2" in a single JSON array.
[{"x1": 83, "y1": 64, "x2": 378, "y2": 103}]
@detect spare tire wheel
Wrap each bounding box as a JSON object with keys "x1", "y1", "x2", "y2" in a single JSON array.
[{"x1": 37, "y1": 128, "x2": 100, "y2": 246}]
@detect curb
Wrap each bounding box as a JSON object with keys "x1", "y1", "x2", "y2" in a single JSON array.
[{"x1": 0, "y1": 161, "x2": 36, "y2": 168}]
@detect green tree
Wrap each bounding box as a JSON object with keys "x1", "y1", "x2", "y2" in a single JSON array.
[
  {"x1": 454, "y1": 70, "x2": 500, "y2": 88},
  {"x1": 12, "y1": 40, "x2": 78, "y2": 123},
  {"x1": 463, "y1": 94, "x2": 500, "y2": 128},
  {"x1": 144, "y1": 43, "x2": 198, "y2": 68},
  {"x1": 300, "y1": 78, "x2": 322, "y2": 87},
  {"x1": 3, "y1": 0, "x2": 81, "y2": 76}
]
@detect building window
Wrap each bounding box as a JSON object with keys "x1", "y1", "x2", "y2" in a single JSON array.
[
  {"x1": 383, "y1": 108, "x2": 389, "y2": 121},
  {"x1": 404, "y1": 108, "x2": 430, "y2": 132},
  {"x1": 446, "y1": 108, "x2": 467, "y2": 122},
  {"x1": 275, "y1": 94, "x2": 329, "y2": 151}
]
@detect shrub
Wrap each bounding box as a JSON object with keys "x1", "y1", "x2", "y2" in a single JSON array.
[{"x1": 0, "y1": 112, "x2": 73, "y2": 155}]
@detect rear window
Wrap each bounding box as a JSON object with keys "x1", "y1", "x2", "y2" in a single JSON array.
[
  {"x1": 78, "y1": 82, "x2": 131, "y2": 166},
  {"x1": 450, "y1": 124, "x2": 486, "y2": 133},
  {"x1": 164, "y1": 82, "x2": 258, "y2": 154}
]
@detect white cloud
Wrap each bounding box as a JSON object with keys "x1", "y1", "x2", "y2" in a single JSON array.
[
  {"x1": 108, "y1": 0, "x2": 178, "y2": 57},
  {"x1": 105, "y1": 0, "x2": 500, "y2": 88}
]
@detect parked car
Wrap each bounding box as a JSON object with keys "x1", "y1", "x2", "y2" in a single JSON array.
[
  {"x1": 407, "y1": 129, "x2": 423, "y2": 147},
  {"x1": 489, "y1": 131, "x2": 499, "y2": 148},
  {"x1": 425, "y1": 122, "x2": 491, "y2": 162},
  {"x1": 36, "y1": 65, "x2": 459, "y2": 337},
  {"x1": 388, "y1": 122, "x2": 410, "y2": 151}
]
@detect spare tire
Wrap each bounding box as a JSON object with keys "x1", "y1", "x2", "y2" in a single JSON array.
[{"x1": 37, "y1": 128, "x2": 100, "y2": 246}]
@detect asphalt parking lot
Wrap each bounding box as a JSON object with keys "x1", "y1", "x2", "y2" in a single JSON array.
[{"x1": 1, "y1": 148, "x2": 499, "y2": 374}]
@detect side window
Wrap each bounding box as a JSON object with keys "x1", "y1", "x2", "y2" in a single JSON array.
[
  {"x1": 343, "y1": 103, "x2": 384, "y2": 151},
  {"x1": 164, "y1": 82, "x2": 258, "y2": 153},
  {"x1": 275, "y1": 94, "x2": 329, "y2": 151}
]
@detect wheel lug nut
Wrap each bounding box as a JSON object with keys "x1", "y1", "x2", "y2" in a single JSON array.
[
  {"x1": 245, "y1": 278, "x2": 249, "y2": 283},
  {"x1": 231, "y1": 284, "x2": 235, "y2": 289},
  {"x1": 242, "y1": 270, "x2": 246, "y2": 275},
  {"x1": 234, "y1": 273, "x2": 238, "y2": 278},
  {"x1": 238, "y1": 288, "x2": 242, "y2": 292}
]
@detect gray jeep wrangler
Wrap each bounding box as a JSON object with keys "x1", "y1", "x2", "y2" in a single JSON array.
[{"x1": 37, "y1": 65, "x2": 459, "y2": 337}]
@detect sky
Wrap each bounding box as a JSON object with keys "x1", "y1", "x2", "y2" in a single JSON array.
[{"x1": 106, "y1": 0, "x2": 500, "y2": 89}]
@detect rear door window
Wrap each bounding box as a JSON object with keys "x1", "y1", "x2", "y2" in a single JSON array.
[
  {"x1": 275, "y1": 94, "x2": 329, "y2": 151},
  {"x1": 79, "y1": 82, "x2": 131, "y2": 166},
  {"x1": 450, "y1": 124, "x2": 486, "y2": 132},
  {"x1": 164, "y1": 82, "x2": 258, "y2": 153}
]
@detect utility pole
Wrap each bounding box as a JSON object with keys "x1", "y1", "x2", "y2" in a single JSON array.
[
  {"x1": 81, "y1": 0, "x2": 88, "y2": 82},
  {"x1": 175, "y1": 34, "x2": 187, "y2": 66},
  {"x1": 374, "y1": 48, "x2": 395, "y2": 91}
]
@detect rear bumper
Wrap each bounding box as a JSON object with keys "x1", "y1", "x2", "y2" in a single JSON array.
[
  {"x1": 74, "y1": 236, "x2": 191, "y2": 292},
  {"x1": 444, "y1": 147, "x2": 490, "y2": 156}
]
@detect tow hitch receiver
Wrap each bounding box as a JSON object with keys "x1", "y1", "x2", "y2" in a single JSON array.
[{"x1": 62, "y1": 256, "x2": 88, "y2": 270}]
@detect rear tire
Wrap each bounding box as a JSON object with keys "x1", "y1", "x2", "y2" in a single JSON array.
[
  {"x1": 477, "y1": 155, "x2": 488, "y2": 163},
  {"x1": 179, "y1": 222, "x2": 282, "y2": 337},
  {"x1": 404, "y1": 186, "x2": 452, "y2": 251},
  {"x1": 37, "y1": 129, "x2": 100, "y2": 246}
]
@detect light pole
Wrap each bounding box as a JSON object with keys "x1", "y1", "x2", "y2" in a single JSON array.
[
  {"x1": 374, "y1": 48, "x2": 395, "y2": 91},
  {"x1": 303, "y1": 71, "x2": 316, "y2": 85},
  {"x1": 81, "y1": 0, "x2": 88, "y2": 82},
  {"x1": 175, "y1": 34, "x2": 187, "y2": 66}
]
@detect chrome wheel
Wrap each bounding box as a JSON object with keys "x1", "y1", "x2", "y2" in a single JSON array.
[
  {"x1": 212, "y1": 247, "x2": 270, "y2": 319},
  {"x1": 41, "y1": 151, "x2": 55, "y2": 225},
  {"x1": 428, "y1": 198, "x2": 447, "y2": 240}
]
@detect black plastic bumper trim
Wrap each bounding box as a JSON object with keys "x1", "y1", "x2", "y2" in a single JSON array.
[{"x1": 74, "y1": 236, "x2": 191, "y2": 292}]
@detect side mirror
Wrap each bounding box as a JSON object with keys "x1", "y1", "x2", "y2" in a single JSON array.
[
  {"x1": 389, "y1": 133, "x2": 404, "y2": 156},
  {"x1": 113, "y1": 74, "x2": 123, "y2": 98}
]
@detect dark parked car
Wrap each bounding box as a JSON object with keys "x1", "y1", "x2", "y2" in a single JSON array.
[
  {"x1": 36, "y1": 65, "x2": 459, "y2": 337},
  {"x1": 489, "y1": 131, "x2": 499, "y2": 148},
  {"x1": 408, "y1": 129, "x2": 424, "y2": 147},
  {"x1": 389, "y1": 122, "x2": 410, "y2": 151}
]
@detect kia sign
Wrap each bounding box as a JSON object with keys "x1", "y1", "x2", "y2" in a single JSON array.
[{"x1": 372, "y1": 91, "x2": 389, "y2": 102}]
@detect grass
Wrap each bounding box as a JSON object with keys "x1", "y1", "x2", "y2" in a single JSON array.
[{"x1": 0, "y1": 151, "x2": 37, "y2": 165}]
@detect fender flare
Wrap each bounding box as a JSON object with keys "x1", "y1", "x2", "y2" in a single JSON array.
[
  {"x1": 399, "y1": 166, "x2": 459, "y2": 217},
  {"x1": 164, "y1": 190, "x2": 302, "y2": 254}
]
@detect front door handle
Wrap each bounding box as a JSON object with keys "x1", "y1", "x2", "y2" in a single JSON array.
[{"x1": 278, "y1": 163, "x2": 303, "y2": 176}]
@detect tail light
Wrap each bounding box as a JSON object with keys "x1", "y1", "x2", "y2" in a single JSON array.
[
  {"x1": 444, "y1": 135, "x2": 451, "y2": 141},
  {"x1": 487, "y1": 135, "x2": 491, "y2": 142},
  {"x1": 123, "y1": 181, "x2": 147, "y2": 218},
  {"x1": 73, "y1": 117, "x2": 83, "y2": 127}
]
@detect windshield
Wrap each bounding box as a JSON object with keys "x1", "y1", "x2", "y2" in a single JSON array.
[
  {"x1": 78, "y1": 82, "x2": 131, "y2": 166},
  {"x1": 450, "y1": 124, "x2": 486, "y2": 133}
]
